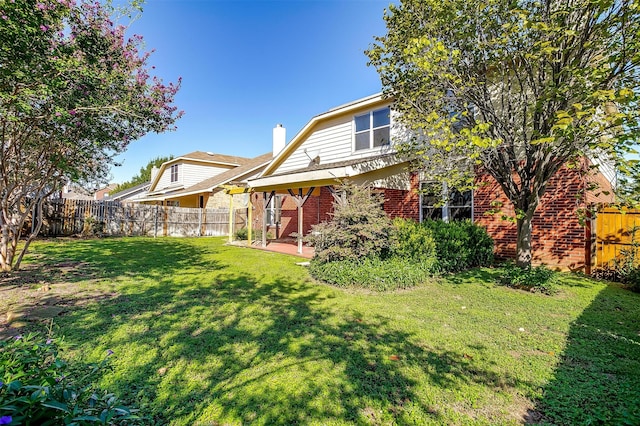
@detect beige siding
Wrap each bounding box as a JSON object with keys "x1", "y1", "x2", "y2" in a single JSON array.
[
  {"x1": 155, "y1": 162, "x2": 232, "y2": 190},
  {"x1": 277, "y1": 109, "x2": 398, "y2": 174},
  {"x1": 181, "y1": 163, "x2": 231, "y2": 187}
]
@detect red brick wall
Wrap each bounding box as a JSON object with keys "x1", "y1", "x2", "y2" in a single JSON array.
[
  {"x1": 252, "y1": 179, "x2": 419, "y2": 240},
  {"x1": 383, "y1": 173, "x2": 420, "y2": 221},
  {"x1": 251, "y1": 188, "x2": 334, "y2": 240},
  {"x1": 473, "y1": 162, "x2": 614, "y2": 271}
]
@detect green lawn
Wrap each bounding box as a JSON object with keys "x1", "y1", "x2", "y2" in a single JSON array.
[{"x1": 4, "y1": 237, "x2": 640, "y2": 425}]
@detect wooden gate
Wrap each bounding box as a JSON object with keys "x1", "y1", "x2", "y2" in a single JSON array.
[{"x1": 594, "y1": 207, "x2": 640, "y2": 268}]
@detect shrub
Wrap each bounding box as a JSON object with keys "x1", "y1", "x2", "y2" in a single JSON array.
[
  {"x1": 234, "y1": 227, "x2": 248, "y2": 240},
  {"x1": 499, "y1": 263, "x2": 558, "y2": 294},
  {"x1": 234, "y1": 228, "x2": 273, "y2": 242},
  {"x1": 305, "y1": 182, "x2": 393, "y2": 263},
  {"x1": 389, "y1": 218, "x2": 437, "y2": 267},
  {"x1": 422, "y1": 220, "x2": 494, "y2": 272},
  {"x1": 309, "y1": 257, "x2": 434, "y2": 291},
  {"x1": 81, "y1": 217, "x2": 105, "y2": 237},
  {"x1": 0, "y1": 332, "x2": 143, "y2": 425}
]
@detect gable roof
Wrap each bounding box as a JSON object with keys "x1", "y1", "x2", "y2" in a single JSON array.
[
  {"x1": 142, "y1": 153, "x2": 272, "y2": 201},
  {"x1": 178, "y1": 151, "x2": 251, "y2": 166},
  {"x1": 148, "y1": 151, "x2": 253, "y2": 192},
  {"x1": 260, "y1": 93, "x2": 391, "y2": 177},
  {"x1": 107, "y1": 181, "x2": 151, "y2": 201}
]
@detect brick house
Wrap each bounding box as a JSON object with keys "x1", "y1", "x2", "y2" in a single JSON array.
[{"x1": 242, "y1": 93, "x2": 614, "y2": 271}]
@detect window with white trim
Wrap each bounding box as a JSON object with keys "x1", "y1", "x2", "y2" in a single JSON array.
[
  {"x1": 170, "y1": 164, "x2": 179, "y2": 182},
  {"x1": 266, "y1": 195, "x2": 282, "y2": 226},
  {"x1": 420, "y1": 182, "x2": 472, "y2": 222},
  {"x1": 354, "y1": 107, "x2": 391, "y2": 151}
]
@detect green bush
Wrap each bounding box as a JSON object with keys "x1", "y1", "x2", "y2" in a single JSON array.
[
  {"x1": 422, "y1": 219, "x2": 494, "y2": 272},
  {"x1": 309, "y1": 257, "x2": 434, "y2": 291},
  {"x1": 0, "y1": 332, "x2": 143, "y2": 425},
  {"x1": 234, "y1": 227, "x2": 248, "y2": 240},
  {"x1": 234, "y1": 228, "x2": 274, "y2": 242},
  {"x1": 389, "y1": 218, "x2": 437, "y2": 267},
  {"x1": 305, "y1": 182, "x2": 393, "y2": 263},
  {"x1": 499, "y1": 263, "x2": 558, "y2": 294}
]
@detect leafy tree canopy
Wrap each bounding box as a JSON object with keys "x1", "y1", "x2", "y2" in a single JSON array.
[
  {"x1": 0, "y1": 0, "x2": 182, "y2": 270},
  {"x1": 367, "y1": 0, "x2": 640, "y2": 267}
]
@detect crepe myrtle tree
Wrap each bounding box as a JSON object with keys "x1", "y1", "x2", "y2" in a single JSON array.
[
  {"x1": 0, "y1": 0, "x2": 182, "y2": 271},
  {"x1": 367, "y1": 0, "x2": 640, "y2": 268}
]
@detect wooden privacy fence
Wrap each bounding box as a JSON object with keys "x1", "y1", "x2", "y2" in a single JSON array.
[
  {"x1": 594, "y1": 207, "x2": 640, "y2": 268},
  {"x1": 39, "y1": 199, "x2": 248, "y2": 238}
]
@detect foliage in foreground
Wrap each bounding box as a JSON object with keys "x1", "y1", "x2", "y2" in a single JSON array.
[{"x1": 0, "y1": 332, "x2": 142, "y2": 425}]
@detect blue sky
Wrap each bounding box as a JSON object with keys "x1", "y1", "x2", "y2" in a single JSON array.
[{"x1": 110, "y1": 0, "x2": 393, "y2": 184}]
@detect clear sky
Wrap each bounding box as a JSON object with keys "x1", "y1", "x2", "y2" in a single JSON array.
[{"x1": 110, "y1": 0, "x2": 393, "y2": 184}]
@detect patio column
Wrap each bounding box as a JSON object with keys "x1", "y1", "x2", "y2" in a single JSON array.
[
  {"x1": 248, "y1": 195, "x2": 252, "y2": 244},
  {"x1": 228, "y1": 193, "x2": 234, "y2": 243},
  {"x1": 287, "y1": 187, "x2": 315, "y2": 254}
]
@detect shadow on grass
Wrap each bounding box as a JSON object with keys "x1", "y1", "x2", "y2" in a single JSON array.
[
  {"x1": 55, "y1": 268, "x2": 533, "y2": 424},
  {"x1": 0, "y1": 238, "x2": 224, "y2": 339},
  {"x1": 533, "y1": 283, "x2": 640, "y2": 424},
  {"x1": 445, "y1": 266, "x2": 502, "y2": 285},
  {"x1": 3, "y1": 237, "x2": 221, "y2": 286}
]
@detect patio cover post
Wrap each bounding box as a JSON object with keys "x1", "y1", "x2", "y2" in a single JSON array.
[
  {"x1": 287, "y1": 187, "x2": 315, "y2": 254},
  {"x1": 298, "y1": 199, "x2": 303, "y2": 254},
  {"x1": 228, "y1": 193, "x2": 234, "y2": 243},
  {"x1": 248, "y1": 195, "x2": 252, "y2": 244}
]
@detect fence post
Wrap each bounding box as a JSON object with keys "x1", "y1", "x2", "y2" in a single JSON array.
[
  {"x1": 198, "y1": 208, "x2": 203, "y2": 237},
  {"x1": 154, "y1": 204, "x2": 158, "y2": 238}
]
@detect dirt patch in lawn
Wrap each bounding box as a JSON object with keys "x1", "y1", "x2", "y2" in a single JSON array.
[{"x1": 0, "y1": 262, "x2": 118, "y2": 339}]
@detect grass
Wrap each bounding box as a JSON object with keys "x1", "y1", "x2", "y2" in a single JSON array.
[{"x1": 2, "y1": 237, "x2": 640, "y2": 425}]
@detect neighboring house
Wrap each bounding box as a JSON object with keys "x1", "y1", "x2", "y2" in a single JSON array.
[
  {"x1": 242, "y1": 93, "x2": 614, "y2": 271},
  {"x1": 60, "y1": 183, "x2": 93, "y2": 201},
  {"x1": 138, "y1": 151, "x2": 272, "y2": 208},
  {"x1": 106, "y1": 181, "x2": 151, "y2": 203},
  {"x1": 94, "y1": 183, "x2": 118, "y2": 200}
]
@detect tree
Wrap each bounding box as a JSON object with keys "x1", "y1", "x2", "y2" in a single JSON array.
[
  {"x1": 367, "y1": 0, "x2": 640, "y2": 267},
  {"x1": 0, "y1": 0, "x2": 182, "y2": 271},
  {"x1": 112, "y1": 155, "x2": 174, "y2": 194}
]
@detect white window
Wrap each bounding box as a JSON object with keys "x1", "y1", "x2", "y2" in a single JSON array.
[
  {"x1": 266, "y1": 195, "x2": 282, "y2": 226},
  {"x1": 420, "y1": 182, "x2": 472, "y2": 222},
  {"x1": 170, "y1": 164, "x2": 179, "y2": 182},
  {"x1": 354, "y1": 107, "x2": 391, "y2": 151}
]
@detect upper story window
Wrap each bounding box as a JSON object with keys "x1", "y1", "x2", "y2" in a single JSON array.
[
  {"x1": 170, "y1": 164, "x2": 179, "y2": 183},
  {"x1": 354, "y1": 107, "x2": 391, "y2": 151},
  {"x1": 420, "y1": 182, "x2": 472, "y2": 222}
]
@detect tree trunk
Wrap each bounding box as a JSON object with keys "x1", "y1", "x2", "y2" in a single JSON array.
[
  {"x1": 14, "y1": 196, "x2": 46, "y2": 271},
  {"x1": 515, "y1": 209, "x2": 535, "y2": 268}
]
